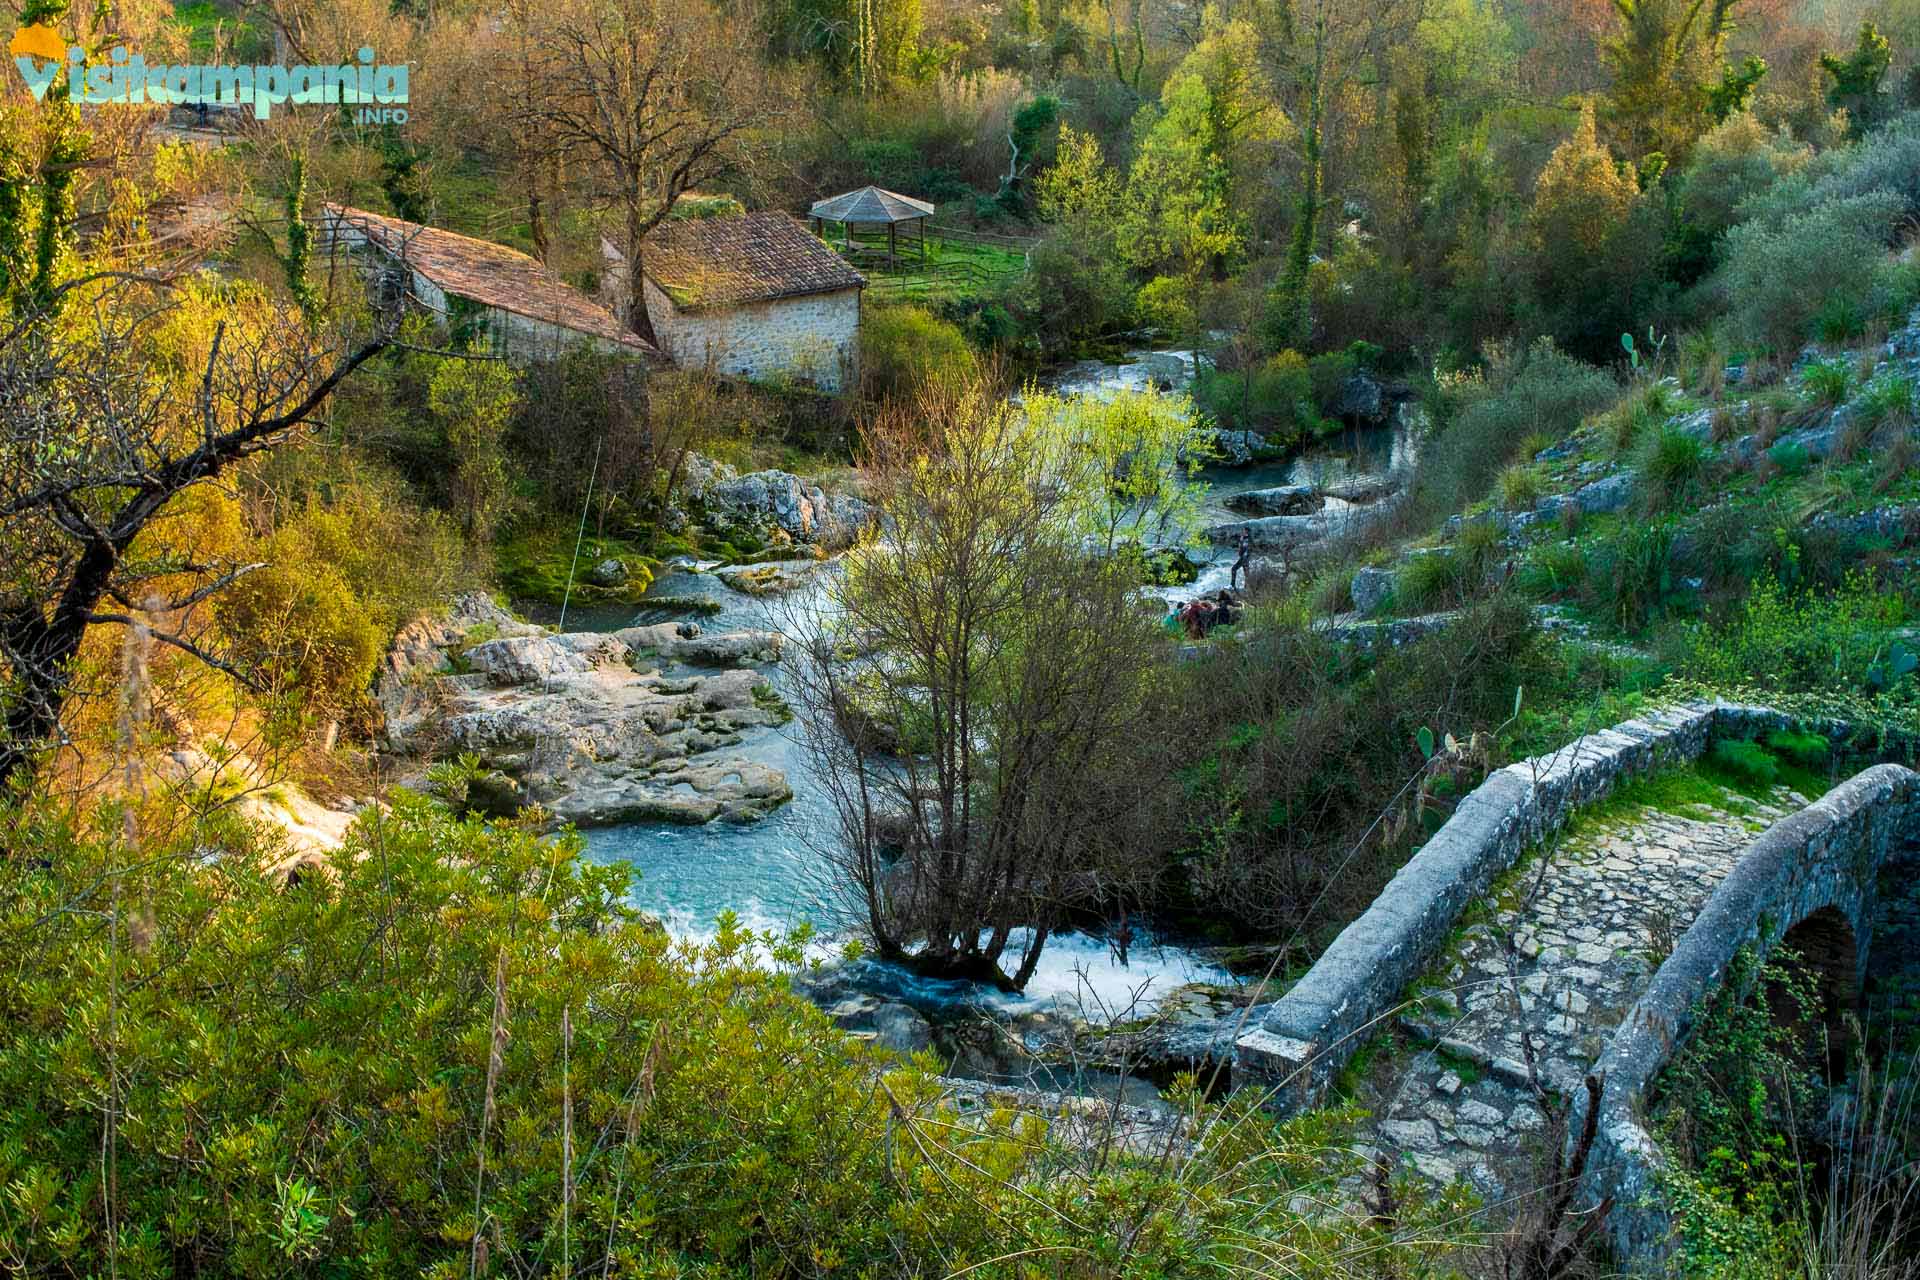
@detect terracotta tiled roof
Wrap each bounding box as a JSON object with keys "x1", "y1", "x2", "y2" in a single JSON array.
[
  {"x1": 642, "y1": 210, "x2": 866, "y2": 311},
  {"x1": 322, "y1": 204, "x2": 658, "y2": 356}
]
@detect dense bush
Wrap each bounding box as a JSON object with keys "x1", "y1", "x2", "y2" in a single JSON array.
[
  {"x1": 1636, "y1": 424, "x2": 1712, "y2": 512},
  {"x1": 216, "y1": 484, "x2": 469, "y2": 726},
  {"x1": 1190, "y1": 349, "x2": 1334, "y2": 446},
  {"x1": 0, "y1": 791, "x2": 1473, "y2": 1275},
  {"x1": 860, "y1": 303, "x2": 978, "y2": 400},
  {"x1": 1165, "y1": 596, "x2": 1547, "y2": 941},
  {"x1": 1677, "y1": 571, "x2": 1914, "y2": 702},
  {"x1": 1671, "y1": 113, "x2": 1810, "y2": 273},
  {"x1": 1010, "y1": 228, "x2": 1135, "y2": 351},
  {"x1": 1721, "y1": 192, "x2": 1906, "y2": 352},
  {"x1": 1410, "y1": 339, "x2": 1618, "y2": 521}
]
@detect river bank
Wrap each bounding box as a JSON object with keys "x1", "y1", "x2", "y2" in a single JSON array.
[{"x1": 371, "y1": 347, "x2": 1425, "y2": 1093}]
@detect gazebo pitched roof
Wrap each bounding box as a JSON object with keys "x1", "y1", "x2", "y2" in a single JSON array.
[{"x1": 808, "y1": 185, "x2": 935, "y2": 224}]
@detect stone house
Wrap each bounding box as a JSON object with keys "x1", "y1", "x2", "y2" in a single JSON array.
[
  {"x1": 322, "y1": 204, "x2": 661, "y2": 363},
  {"x1": 602, "y1": 211, "x2": 866, "y2": 392}
]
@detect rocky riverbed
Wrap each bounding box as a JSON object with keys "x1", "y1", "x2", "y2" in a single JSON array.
[{"x1": 378, "y1": 593, "x2": 797, "y2": 826}]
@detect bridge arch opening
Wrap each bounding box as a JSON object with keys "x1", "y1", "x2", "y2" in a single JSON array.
[{"x1": 1773, "y1": 906, "x2": 1861, "y2": 1081}]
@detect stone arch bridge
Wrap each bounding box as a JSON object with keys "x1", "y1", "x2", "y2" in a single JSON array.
[{"x1": 1230, "y1": 702, "x2": 1920, "y2": 1270}]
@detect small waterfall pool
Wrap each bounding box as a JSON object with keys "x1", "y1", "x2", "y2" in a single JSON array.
[{"x1": 564, "y1": 350, "x2": 1417, "y2": 1028}]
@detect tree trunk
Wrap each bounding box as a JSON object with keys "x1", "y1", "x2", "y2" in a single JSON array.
[
  {"x1": 622, "y1": 198, "x2": 660, "y2": 348},
  {"x1": 1273, "y1": 78, "x2": 1322, "y2": 350}
]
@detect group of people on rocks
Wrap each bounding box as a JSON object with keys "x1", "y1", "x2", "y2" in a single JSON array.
[
  {"x1": 1170, "y1": 589, "x2": 1243, "y2": 639},
  {"x1": 1166, "y1": 528, "x2": 1252, "y2": 640}
]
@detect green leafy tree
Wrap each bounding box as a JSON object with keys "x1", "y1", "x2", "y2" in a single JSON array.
[
  {"x1": 1526, "y1": 101, "x2": 1662, "y2": 358},
  {"x1": 1707, "y1": 54, "x2": 1767, "y2": 122},
  {"x1": 763, "y1": 0, "x2": 923, "y2": 92},
  {"x1": 428, "y1": 357, "x2": 520, "y2": 541},
  {"x1": 1821, "y1": 21, "x2": 1895, "y2": 138},
  {"x1": 1260, "y1": 0, "x2": 1423, "y2": 349},
  {"x1": 1602, "y1": 0, "x2": 1746, "y2": 167},
  {"x1": 1121, "y1": 19, "x2": 1283, "y2": 282}
]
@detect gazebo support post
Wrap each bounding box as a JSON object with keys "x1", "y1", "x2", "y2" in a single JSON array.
[{"x1": 888, "y1": 221, "x2": 896, "y2": 266}]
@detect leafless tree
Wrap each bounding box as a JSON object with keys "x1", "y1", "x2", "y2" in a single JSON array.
[
  {"x1": 0, "y1": 276, "x2": 391, "y2": 786},
  {"x1": 522, "y1": 0, "x2": 777, "y2": 346},
  {"x1": 784, "y1": 390, "x2": 1179, "y2": 991}
]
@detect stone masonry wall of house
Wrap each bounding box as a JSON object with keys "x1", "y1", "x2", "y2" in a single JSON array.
[
  {"x1": 643, "y1": 279, "x2": 859, "y2": 392},
  {"x1": 1232, "y1": 701, "x2": 1801, "y2": 1111},
  {"x1": 1572, "y1": 762, "x2": 1920, "y2": 1271}
]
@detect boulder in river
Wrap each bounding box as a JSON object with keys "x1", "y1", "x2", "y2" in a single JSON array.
[
  {"x1": 585, "y1": 557, "x2": 629, "y2": 587},
  {"x1": 707, "y1": 470, "x2": 874, "y2": 548},
  {"x1": 1223, "y1": 484, "x2": 1323, "y2": 516},
  {"x1": 717, "y1": 559, "x2": 823, "y2": 596},
  {"x1": 1212, "y1": 430, "x2": 1274, "y2": 467}
]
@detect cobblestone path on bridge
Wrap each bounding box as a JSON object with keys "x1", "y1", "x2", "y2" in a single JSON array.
[{"x1": 1348, "y1": 777, "x2": 1807, "y2": 1199}]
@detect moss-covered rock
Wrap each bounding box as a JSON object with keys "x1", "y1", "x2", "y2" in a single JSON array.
[{"x1": 497, "y1": 531, "x2": 659, "y2": 606}]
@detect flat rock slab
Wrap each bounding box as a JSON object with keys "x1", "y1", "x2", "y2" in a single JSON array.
[
  {"x1": 379, "y1": 605, "x2": 792, "y2": 826},
  {"x1": 716, "y1": 559, "x2": 822, "y2": 596},
  {"x1": 1224, "y1": 485, "x2": 1324, "y2": 516}
]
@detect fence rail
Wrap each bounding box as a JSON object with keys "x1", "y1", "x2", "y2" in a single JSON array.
[
  {"x1": 862, "y1": 257, "x2": 1025, "y2": 300},
  {"x1": 925, "y1": 222, "x2": 1043, "y2": 250}
]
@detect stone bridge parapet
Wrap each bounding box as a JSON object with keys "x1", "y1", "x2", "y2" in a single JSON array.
[
  {"x1": 1233, "y1": 701, "x2": 1795, "y2": 1110},
  {"x1": 1574, "y1": 763, "x2": 1920, "y2": 1270}
]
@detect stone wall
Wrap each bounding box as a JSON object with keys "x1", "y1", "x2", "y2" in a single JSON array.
[
  {"x1": 1572, "y1": 763, "x2": 1920, "y2": 1271},
  {"x1": 1233, "y1": 701, "x2": 1795, "y2": 1111},
  {"x1": 643, "y1": 278, "x2": 859, "y2": 392}
]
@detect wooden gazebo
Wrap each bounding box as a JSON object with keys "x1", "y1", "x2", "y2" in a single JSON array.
[{"x1": 809, "y1": 185, "x2": 936, "y2": 265}]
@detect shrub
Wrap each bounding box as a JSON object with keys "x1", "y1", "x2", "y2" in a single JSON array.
[
  {"x1": 1804, "y1": 108, "x2": 1920, "y2": 220},
  {"x1": 217, "y1": 552, "x2": 386, "y2": 720},
  {"x1": 1396, "y1": 549, "x2": 1473, "y2": 611},
  {"x1": 1411, "y1": 338, "x2": 1617, "y2": 520},
  {"x1": 1168, "y1": 596, "x2": 1546, "y2": 937},
  {"x1": 1856, "y1": 368, "x2": 1915, "y2": 428},
  {"x1": 1678, "y1": 328, "x2": 1730, "y2": 395},
  {"x1": 1516, "y1": 540, "x2": 1587, "y2": 599},
  {"x1": 1798, "y1": 354, "x2": 1854, "y2": 405},
  {"x1": 215, "y1": 485, "x2": 468, "y2": 726},
  {"x1": 0, "y1": 792, "x2": 1477, "y2": 1275},
  {"x1": 1582, "y1": 519, "x2": 1678, "y2": 632},
  {"x1": 1764, "y1": 727, "x2": 1831, "y2": 768},
  {"x1": 1722, "y1": 192, "x2": 1907, "y2": 355},
  {"x1": 1674, "y1": 114, "x2": 1810, "y2": 264},
  {"x1": 1766, "y1": 438, "x2": 1812, "y2": 472},
  {"x1": 1636, "y1": 426, "x2": 1711, "y2": 512},
  {"x1": 1191, "y1": 349, "x2": 1331, "y2": 446},
  {"x1": 1680, "y1": 571, "x2": 1910, "y2": 698},
  {"x1": 1876, "y1": 431, "x2": 1918, "y2": 493},
  {"x1": 1135, "y1": 274, "x2": 1196, "y2": 335},
  {"x1": 1497, "y1": 463, "x2": 1546, "y2": 510},
  {"x1": 860, "y1": 304, "x2": 976, "y2": 401},
  {"x1": 1307, "y1": 348, "x2": 1357, "y2": 411},
  {"x1": 1709, "y1": 736, "x2": 1780, "y2": 786},
  {"x1": 1012, "y1": 230, "x2": 1136, "y2": 353}
]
